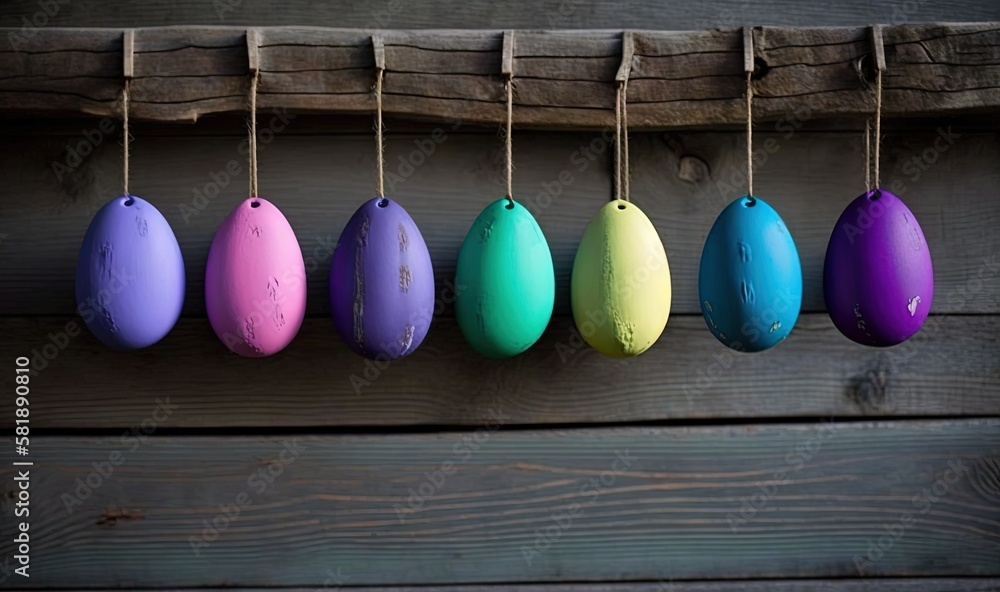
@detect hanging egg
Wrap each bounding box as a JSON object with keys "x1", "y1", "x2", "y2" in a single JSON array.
[
  {"x1": 699, "y1": 196, "x2": 802, "y2": 352},
  {"x1": 205, "y1": 198, "x2": 306, "y2": 357},
  {"x1": 76, "y1": 195, "x2": 185, "y2": 349},
  {"x1": 330, "y1": 197, "x2": 435, "y2": 360},
  {"x1": 570, "y1": 200, "x2": 671, "y2": 357},
  {"x1": 824, "y1": 189, "x2": 933, "y2": 346},
  {"x1": 455, "y1": 198, "x2": 555, "y2": 358}
]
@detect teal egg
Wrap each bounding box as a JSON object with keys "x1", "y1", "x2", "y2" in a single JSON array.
[{"x1": 455, "y1": 198, "x2": 555, "y2": 358}]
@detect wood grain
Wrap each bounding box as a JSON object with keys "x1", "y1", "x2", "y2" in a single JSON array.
[
  {"x1": 2, "y1": 0, "x2": 999, "y2": 29},
  {"x1": 1, "y1": 25, "x2": 999, "y2": 127},
  {"x1": 1, "y1": 128, "x2": 997, "y2": 318},
  {"x1": 1, "y1": 314, "x2": 997, "y2": 429},
  {"x1": 1, "y1": 421, "x2": 997, "y2": 586},
  {"x1": 45, "y1": 582, "x2": 1000, "y2": 592}
]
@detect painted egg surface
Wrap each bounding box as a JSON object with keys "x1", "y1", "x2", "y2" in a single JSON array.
[
  {"x1": 455, "y1": 198, "x2": 555, "y2": 358},
  {"x1": 330, "y1": 197, "x2": 435, "y2": 359},
  {"x1": 76, "y1": 195, "x2": 185, "y2": 349},
  {"x1": 570, "y1": 200, "x2": 671, "y2": 358},
  {"x1": 699, "y1": 196, "x2": 802, "y2": 352},
  {"x1": 205, "y1": 198, "x2": 306, "y2": 357},
  {"x1": 824, "y1": 189, "x2": 933, "y2": 346}
]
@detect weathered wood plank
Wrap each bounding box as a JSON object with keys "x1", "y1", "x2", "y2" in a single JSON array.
[
  {"x1": 1, "y1": 0, "x2": 999, "y2": 31},
  {"x1": 0, "y1": 128, "x2": 997, "y2": 317},
  {"x1": 1, "y1": 314, "x2": 997, "y2": 429},
  {"x1": 1, "y1": 25, "x2": 999, "y2": 127},
  {"x1": 43, "y1": 582, "x2": 1000, "y2": 592},
  {"x1": 1, "y1": 421, "x2": 997, "y2": 586}
]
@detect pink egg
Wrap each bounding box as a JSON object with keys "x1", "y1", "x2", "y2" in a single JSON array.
[{"x1": 205, "y1": 198, "x2": 306, "y2": 357}]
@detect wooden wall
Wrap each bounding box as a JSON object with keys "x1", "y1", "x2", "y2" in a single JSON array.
[
  {"x1": 0, "y1": 1, "x2": 999, "y2": 591},
  {"x1": 1, "y1": 0, "x2": 1000, "y2": 29},
  {"x1": 1, "y1": 114, "x2": 998, "y2": 590}
]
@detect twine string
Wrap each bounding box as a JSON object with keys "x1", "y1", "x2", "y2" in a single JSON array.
[
  {"x1": 374, "y1": 67, "x2": 386, "y2": 199},
  {"x1": 121, "y1": 80, "x2": 131, "y2": 196},
  {"x1": 248, "y1": 71, "x2": 260, "y2": 198},
  {"x1": 873, "y1": 69, "x2": 883, "y2": 190},
  {"x1": 613, "y1": 81, "x2": 623, "y2": 201},
  {"x1": 864, "y1": 118, "x2": 872, "y2": 191},
  {"x1": 746, "y1": 72, "x2": 753, "y2": 198},
  {"x1": 504, "y1": 75, "x2": 514, "y2": 206},
  {"x1": 621, "y1": 81, "x2": 630, "y2": 202}
]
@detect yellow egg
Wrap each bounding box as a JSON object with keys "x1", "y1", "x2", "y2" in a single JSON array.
[{"x1": 570, "y1": 200, "x2": 671, "y2": 357}]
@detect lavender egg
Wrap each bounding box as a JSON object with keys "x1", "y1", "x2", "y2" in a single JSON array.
[
  {"x1": 330, "y1": 197, "x2": 435, "y2": 359},
  {"x1": 76, "y1": 195, "x2": 185, "y2": 350},
  {"x1": 824, "y1": 189, "x2": 933, "y2": 346}
]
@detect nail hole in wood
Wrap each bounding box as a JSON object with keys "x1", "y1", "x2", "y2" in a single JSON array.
[{"x1": 752, "y1": 57, "x2": 770, "y2": 80}]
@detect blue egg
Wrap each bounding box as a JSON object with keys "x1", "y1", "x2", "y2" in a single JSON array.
[
  {"x1": 76, "y1": 195, "x2": 185, "y2": 350},
  {"x1": 698, "y1": 196, "x2": 802, "y2": 352}
]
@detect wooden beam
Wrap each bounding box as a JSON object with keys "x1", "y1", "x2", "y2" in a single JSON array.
[
  {"x1": 1, "y1": 24, "x2": 999, "y2": 127},
  {"x1": 3, "y1": 420, "x2": 997, "y2": 586},
  {"x1": 2, "y1": 315, "x2": 997, "y2": 429}
]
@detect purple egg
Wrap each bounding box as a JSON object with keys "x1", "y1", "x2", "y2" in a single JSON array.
[
  {"x1": 824, "y1": 189, "x2": 933, "y2": 346},
  {"x1": 76, "y1": 195, "x2": 185, "y2": 350},
  {"x1": 330, "y1": 197, "x2": 435, "y2": 359}
]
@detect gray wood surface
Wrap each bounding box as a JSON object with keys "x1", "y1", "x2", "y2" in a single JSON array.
[
  {"x1": 38, "y1": 581, "x2": 1000, "y2": 592},
  {"x1": 1, "y1": 128, "x2": 997, "y2": 317},
  {"x1": 1, "y1": 25, "x2": 999, "y2": 127},
  {"x1": 1, "y1": 0, "x2": 999, "y2": 32},
  {"x1": 1, "y1": 314, "x2": 997, "y2": 429},
  {"x1": 2, "y1": 420, "x2": 997, "y2": 586}
]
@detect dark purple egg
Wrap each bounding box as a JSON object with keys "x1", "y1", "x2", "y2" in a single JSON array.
[
  {"x1": 824, "y1": 189, "x2": 933, "y2": 346},
  {"x1": 330, "y1": 197, "x2": 435, "y2": 359}
]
